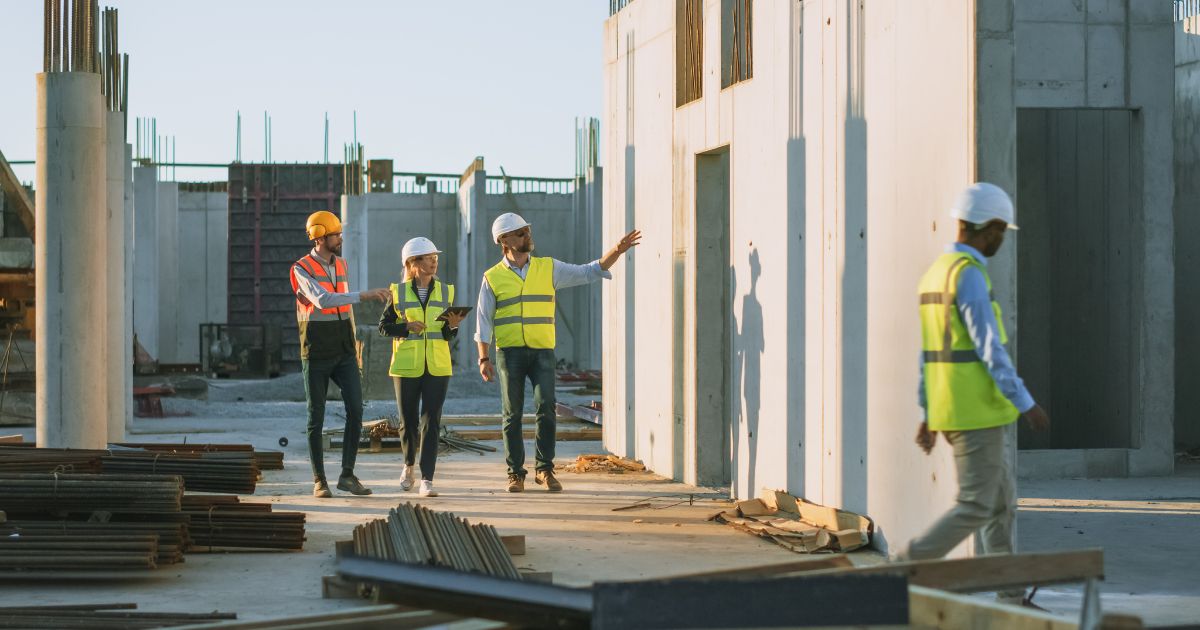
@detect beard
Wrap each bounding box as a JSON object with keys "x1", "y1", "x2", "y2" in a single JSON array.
[
  {"x1": 517, "y1": 239, "x2": 534, "y2": 254},
  {"x1": 328, "y1": 241, "x2": 343, "y2": 257}
]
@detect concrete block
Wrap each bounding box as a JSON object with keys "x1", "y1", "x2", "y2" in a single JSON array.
[
  {"x1": 1086, "y1": 0, "x2": 1125, "y2": 23},
  {"x1": 1017, "y1": 449, "x2": 1130, "y2": 479},
  {"x1": 1129, "y1": 24, "x2": 1176, "y2": 106},
  {"x1": 1015, "y1": 22, "x2": 1086, "y2": 81},
  {"x1": 0, "y1": 238, "x2": 33, "y2": 269},
  {"x1": 1087, "y1": 24, "x2": 1127, "y2": 107},
  {"x1": 1014, "y1": 0, "x2": 1085, "y2": 23},
  {"x1": 1175, "y1": 19, "x2": 1200, "y2": 65},
  {"x1": 1130, "y1": 0, "x2": 1172, "y2": 23}
]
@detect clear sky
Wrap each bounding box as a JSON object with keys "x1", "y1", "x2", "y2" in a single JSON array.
[{"x1": 0, "y1": 1, "x2": 608, "y2": 182}]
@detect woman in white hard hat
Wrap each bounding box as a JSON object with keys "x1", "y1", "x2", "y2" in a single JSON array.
[{"x1": 378, "y1": 237, "x2": 466, "y2": 497}]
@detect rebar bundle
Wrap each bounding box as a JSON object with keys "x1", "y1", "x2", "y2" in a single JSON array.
[
  {"x1": 352, "y1": 503, "x2": 520, "y2": 580},
  {"x1": 100, "y1": 451, "x2": 258, "y2": 494},
  {"x1": 181, "y1": 495, "x2": 305, "y2": 551},
  {"x1": 43, "y1": 0, "x2": 99, "y2": 73},
  {"x1": 0, "y1": 449, "x2": 102, "y2": 474},
  {"x1": 116, "y1": 442, "x2": 284, "y2": 471},
  {"x1": 0, "y1": 473, "x2": 183, "y2": 515},
  {"x1": 0, "y1": 603, "x2": 236, "y2": 629},
  {"x1": 0, "y1": 534, "x2": 159, "y2": 571},
  {"x1": 0, "y1": 519, "x2": 187, "y2": 565}
]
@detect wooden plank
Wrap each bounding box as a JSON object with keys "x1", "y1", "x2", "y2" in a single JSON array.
[
  {"x1": 909, "y1": 585, "x2": 1077, "y2": 630},
  {"x1": 653, "y1": 555, "x2": 853, "y2": 581},
  {"x1": 321, "y1": 574, "x2": 363, "y2": 600},
  {"x1": 0, "y1": 435, "x2": 24, "y2": 444},
  {"x1": 808, "y1": 549, "x2": 1103, "y2": 593},
  {"x1": 0, "y1": 148, "x2": 34, "y2": 238},
  {"x1": 500, "y1": 535, "x2": 525, "y2": 556}
]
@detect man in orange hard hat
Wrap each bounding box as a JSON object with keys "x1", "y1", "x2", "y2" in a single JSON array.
[{"x1": 290, "y1": 210, "x2": 390, "y2": 498}]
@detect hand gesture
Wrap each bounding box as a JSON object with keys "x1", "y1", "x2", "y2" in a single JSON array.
[
  {"x1": 915, "y1": 421, "x2": 937, "y2": 455},
  {"x1": 1023, "y1": 404, "x2": 1050, "y2": 432},
  {"x1": 442, "y1": 311, "x2": 466, "y2": 329},
  {"x1": 480, "y1": 359, "x2": 495, "y2": 382},
  {"x1": 362, "y1": 288, "x2": 390, "y2": 303},
  {"x1": 407, "y1": 320, "x2": 427, "y2": 335},
  {"x1": 615, "y1": 229, "x2": 642, "y2": 255}
]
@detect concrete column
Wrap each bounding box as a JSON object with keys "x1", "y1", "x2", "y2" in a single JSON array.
[
  {"x1": 156, "y1": 182, "x2": 179, "y2": 364},
  {"x1": 455, "y1": 169, "x2": 486, "y2": 368},
  {"x1": 132, "y1": 165, "x2": 159, "y2": 363},
  {"x1": 35, "y1": 72, "x2": 108, "y2": 449},
  {"x1": 340, "y1": 194, "x2": 369, "y2": 292},
  {"x1": 123, "y1": 143, "x2": 133, "y2": 435},
  {"x1": 105, "y1": 111, "x2": 128, "y2": 442}
]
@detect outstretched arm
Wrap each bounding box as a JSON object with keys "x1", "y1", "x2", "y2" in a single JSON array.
[{"x1": 599, "y1": 229, "x2": 642, "y2": 271}]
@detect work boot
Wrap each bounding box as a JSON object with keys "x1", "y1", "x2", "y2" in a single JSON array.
[
  {"x1": 337, "y1": 473, "x2": 372, "y2": 496},
  {"x1": 506, "y1": 473, "x2": 525, "y2": 493},
  {"x1": 419, "y1": 480, "x2": 437, "y2": 497},
  {"x1": 313, "y1": 479, "x2": 332, "y2": 498},
  {"x1": 400, "y1": 465, "x2": 415, "y2": 492},
  {"x1": 535, "y1": 469, "x2": 563, "y2": 492}
]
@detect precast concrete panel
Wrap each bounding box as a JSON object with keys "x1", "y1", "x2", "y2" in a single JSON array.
[
  {"x1": 156, "y1": 182, "x2": 179, "y2": 363},
  {"x1": 1175, "y1": 19, "x2": 1200, "y2": 450},
  {"x1": 35, "y1": 72, "x2": 108, "y2": 449},
  {"x1": 132, "y1": 166, "x2": 159, "y2": 361}
]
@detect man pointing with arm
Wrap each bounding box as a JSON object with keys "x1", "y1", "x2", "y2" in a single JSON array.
[{"x1": 476, "y1": 212, "x2": 641, "y2": 493}]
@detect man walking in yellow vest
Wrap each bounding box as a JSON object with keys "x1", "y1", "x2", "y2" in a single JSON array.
[
  {"x1": 906, "y1": 183, "x2": 1050, "y2": 578},
  {"x1": 476, "y1": 212, "x2": 641, "y2": 493},
  {"x1": 291, "y1": 211, "x2": 390, "y2": 498}
]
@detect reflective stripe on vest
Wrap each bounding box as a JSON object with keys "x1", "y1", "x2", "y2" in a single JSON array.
[
  {"x1": 484, "y1": 257, "x2": 556, "y2": 349},
  {"x1": 918, "y1": 251, "x2": 1018, "y2": 432},
  {"x1": 389, "y1": 279, "x2": 454, "y2": 377},
  {"x1": 291, "y1": 254, "x2": 352, "y2": 322}
]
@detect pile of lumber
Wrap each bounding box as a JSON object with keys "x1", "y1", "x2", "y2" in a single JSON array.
[
  {"x1": 181, "y1": 495, "x2": 305, "y2": 551},
  {"x1": 710, "y1": 489, "x2": 873, "y2": 553},
  {"x1": 352, "y1": 503, "x2": 520, "y2": 580}
]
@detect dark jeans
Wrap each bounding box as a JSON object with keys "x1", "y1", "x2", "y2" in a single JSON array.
[
  {"x1": 497, "y1": 347, "x2": 557, "y2": 476},
  {"x1": 393, "y1": 373, "x2": 449, "y2": 481},
  {"x1": 303, "y1": 352, "x2": 364, "y2": 481}
]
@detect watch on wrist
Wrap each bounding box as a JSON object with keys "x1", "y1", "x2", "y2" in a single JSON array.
[{"x1": 479, "y1": 356, "x2": 491, "y2": 365}]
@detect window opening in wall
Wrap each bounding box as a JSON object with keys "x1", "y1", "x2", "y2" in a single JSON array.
[
  {"x1": 721, "y1": 0, "x2": 753, "y2": 88},
  {"x1": 676, "y1": 0, "x2": 703, "y2": 106}
]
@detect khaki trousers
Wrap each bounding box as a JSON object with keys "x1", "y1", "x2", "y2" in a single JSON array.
[{"x1": 906, "y1": 422, "x2": 1016, "y2": 560}]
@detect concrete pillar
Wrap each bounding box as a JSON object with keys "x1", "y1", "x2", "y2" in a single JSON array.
[
  {"x1": 340, "y1": 194, "x2": 369, "y2": 293},
  {"x1": 123, "y1": 143, "x2": 133, "y2": 435},
  {"x1": 455, "y1": 168, "x2": 487, "y2": 368},
  {"x1": 35, "y1": 72, "x2": 108, "y2": 449},
  {"x1": 105, "y1": 111, "x2": 128, "y2": 442},
  {"x1": 132, "y1": 165, "x2": 159, "y2": 362},
  {"x1": 156, "y1": 182, "x2": 179, "y2": 363}
]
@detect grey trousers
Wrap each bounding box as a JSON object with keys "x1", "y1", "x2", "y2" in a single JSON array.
[{"x1": 906, "y1": 423, "x2": 1016, "y2": 560}]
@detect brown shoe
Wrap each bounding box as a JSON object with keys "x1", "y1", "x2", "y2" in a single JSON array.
[
  {"x1": 535, "y1": 470, "x2": 563, "y2": 492},
  {"x1": 313, "y1": 480, "x2": 332, "y2": 498},
  {"x1": 506, "y1": 473, "x2": 525, "y2": 493}
]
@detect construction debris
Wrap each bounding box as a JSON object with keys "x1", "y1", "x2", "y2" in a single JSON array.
[
  {"x1": 352, "y1": 503, "x2": 521, "y2": 580},
  {"x1": 563, "y1": 453, "x2": 644, "y2": 474},
  {"x1": 710, "y1": 489, "x2": 873, "y2": 554}
]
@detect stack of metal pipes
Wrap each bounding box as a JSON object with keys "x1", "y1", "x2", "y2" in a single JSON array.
[
  {"x1": 181, "y1": 495, "x2": 306, "y2": 551},
  {"x1": 0, "y1": 473, "x2": 183, "y2": 514},
  {"x1": 100, "y1": 450, "x2": 259, "y2": 494},
  {"x1": 0, "y1": 603, "x2": 236, "y2": 628},
  {"x1": 0, "y1": 518, "x2": 188, "y2": 566},
  {"x1": 352, "y1": 503, "x2": 520, "y2": 580}
]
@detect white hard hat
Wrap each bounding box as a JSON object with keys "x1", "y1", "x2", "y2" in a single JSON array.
[
  {"x1": 492, "y1": 212, "x2": 531, "y2": 244},
  {"x1": 950, "y1": 182, "x2": 1018, "y2": 230},
  {"x1": 401, "y1": 237, "x2": 441, "y2": 263}
]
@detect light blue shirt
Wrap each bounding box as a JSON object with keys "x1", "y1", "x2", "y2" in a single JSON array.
[
  {"x1": 474, "y1": 257, "x2": 611, "y2": 343},
  {"x1": 918, "y1": 243, "x2": 1036, "y2": 420}
]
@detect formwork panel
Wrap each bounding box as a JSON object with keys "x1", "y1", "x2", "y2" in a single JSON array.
[{"x1": 227, "y1": 164, "x2": 344, "y2": 372}]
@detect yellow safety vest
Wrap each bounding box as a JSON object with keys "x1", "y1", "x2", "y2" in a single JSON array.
[
  {"x1": 484, "y1": 257, "x2": 556, "y2": 349},
  {"x1": 388, "y1": 280, "x2": 454, "y2": 377},
  {"x1": 918, "y1": 251, "x2": 1019, "y2": 431}
]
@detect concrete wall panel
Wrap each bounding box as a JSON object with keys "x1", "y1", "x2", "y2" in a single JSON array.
[{"x1": 1175, "y1": 20, "x2": 1200, "y2": 450}]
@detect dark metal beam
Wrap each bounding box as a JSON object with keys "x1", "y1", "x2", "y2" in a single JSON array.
[{"x1": 0, "y1": 148, "x2": 35, "y2": 237}]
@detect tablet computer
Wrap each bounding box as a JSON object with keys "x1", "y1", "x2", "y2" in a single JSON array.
[{"x1": 435, "y1": 306, "x2": 473, "y2": 321}]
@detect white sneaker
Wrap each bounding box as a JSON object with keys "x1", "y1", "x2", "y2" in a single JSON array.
[
  {"x1": 400, "y1": 466, "x2": 415, "y2": 491},
  {"x1": 419, "y1": 480, "x2": 437, "y2": 497}
]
